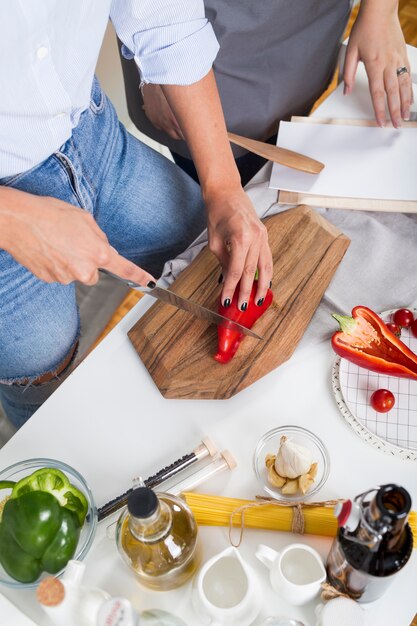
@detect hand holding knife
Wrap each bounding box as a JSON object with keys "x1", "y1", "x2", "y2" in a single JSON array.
[{"x1": 99, "y1": 268, "x2": 262, "y2": 339}]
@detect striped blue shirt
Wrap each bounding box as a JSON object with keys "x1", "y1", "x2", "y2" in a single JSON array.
[{"x1": 0, "y1": 0, "x2": 219, "y2": 178}]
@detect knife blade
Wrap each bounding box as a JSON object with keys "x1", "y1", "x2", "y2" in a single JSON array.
[{"x1": 99, "y1": 269, "x2": 263, "y2": 339}]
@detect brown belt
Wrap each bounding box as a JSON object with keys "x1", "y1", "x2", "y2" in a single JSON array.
[{"x1": 19, "y1": 342, "x2": 78, "y2": 386}]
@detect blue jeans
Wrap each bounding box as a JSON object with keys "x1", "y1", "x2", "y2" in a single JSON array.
[{"x1": 0, "y1": 78, "x2": 206, "y2": 428}]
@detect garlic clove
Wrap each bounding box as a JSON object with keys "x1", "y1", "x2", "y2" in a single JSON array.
[
  {"x1": 309, "y1": 462, "x2": 318, "y2": 479},
  {"x1": 265, "y1": 454, "x2": 276, "y2": 469},
  {"x1": 267, "y1": 465, "x2": 287, "y2": 488},
  {"x1": 275, "y1": 435, "x2": 313, "y2": 479},
  {"x1": 281, "y1": 478, "x2": 299, "y2": 495},
  {"x1": 299, "y1": 473, "x2": 315, "y2": 494}
]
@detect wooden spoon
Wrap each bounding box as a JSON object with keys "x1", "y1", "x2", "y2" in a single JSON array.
[{"x1": 227, "y1": 132, "x2": 324, "y2": 175}]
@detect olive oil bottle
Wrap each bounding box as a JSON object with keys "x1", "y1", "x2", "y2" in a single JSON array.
[
  {"x1": 116, "y1": 486, "x2": 200, "y2": 591},
  {"x1": 326, "y1": 484, "x2": 413, "y2": 603}
]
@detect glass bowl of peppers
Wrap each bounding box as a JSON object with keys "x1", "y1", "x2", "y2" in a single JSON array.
[
  {"x1": 253, "y1": 425, "x2": 330, "y2": 502},
  {"x1": 0, "y1": 457, "x2": 97, "y2": 588}
]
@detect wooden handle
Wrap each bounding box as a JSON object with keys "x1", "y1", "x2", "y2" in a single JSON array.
[{"x1": 227, "y1": 132, "x2": 324, "y2": 175}]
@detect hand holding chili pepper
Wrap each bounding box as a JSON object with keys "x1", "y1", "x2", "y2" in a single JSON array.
[
  {"x1": 206, "y1": 188, "x2": 273, "y2": 310},
  {"x1": 214, "y1": 278, "x2": 273, "y2": 364}
]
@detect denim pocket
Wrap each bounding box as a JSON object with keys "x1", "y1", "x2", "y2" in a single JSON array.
[
  {"x1": 0, "y1": 149, "x2": 85, "y2": 210},
  {"x1": 89, "y1": 76, "x2": 105, "y2": 115}
]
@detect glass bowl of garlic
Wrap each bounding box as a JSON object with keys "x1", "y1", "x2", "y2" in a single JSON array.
[{"x1": 253, "y1": 426, "x2": 330, "y2": 501}]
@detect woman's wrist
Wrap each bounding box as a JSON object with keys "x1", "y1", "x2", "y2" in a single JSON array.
[
  {"x1": 201, "y1": 169, "x2": 242, "y2": 205},
  {"x1": 0, "y1": 186, "x2": 34, "y2": 250},
  {"x1": 359, "y1": 0, "x2": 398, "y2": 19}
]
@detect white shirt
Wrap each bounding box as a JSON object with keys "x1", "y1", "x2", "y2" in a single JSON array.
[{"x1": 0, "y1": 0, "x2": 219, "y2": 178}]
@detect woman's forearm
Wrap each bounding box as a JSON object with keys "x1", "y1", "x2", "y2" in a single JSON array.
[
  {"x1": 161, "y1": 71, "x2": 241, "y2": 200},
  {"x1": 161, "y1": 70, "x2": 273, "y2": 310}
]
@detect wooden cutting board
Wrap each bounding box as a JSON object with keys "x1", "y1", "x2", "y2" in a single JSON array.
[{"x1": 128, "y1": 205, "x2": 349, "y2": 399}]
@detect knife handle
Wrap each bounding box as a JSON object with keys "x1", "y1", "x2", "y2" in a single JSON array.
[{"x1": 99, "y1": 268, "x2": 149, "y2": 292}]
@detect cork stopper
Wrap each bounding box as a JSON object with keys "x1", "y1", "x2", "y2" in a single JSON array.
[
  {"x1": 220, "y1": 450, "x2": 237, "y2": 470},
  {"x1": 195, "y1": 437, "x2": 217, "y2": 459},
  {"x1": 37, "y1": 577, "x2": 65, "y2": 607}
]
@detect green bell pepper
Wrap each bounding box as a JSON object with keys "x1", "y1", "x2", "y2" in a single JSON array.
[
  {"x1": 0, "y1": 491, "x2": 80, "y2": 583},
  {"x1": 0, "y1": 467, "x2": 88, "y2": 526}
]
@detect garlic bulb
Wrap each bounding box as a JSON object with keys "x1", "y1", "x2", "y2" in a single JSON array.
[{"x1": 275, "y1": 435, "x2": 312, "y2": 479}]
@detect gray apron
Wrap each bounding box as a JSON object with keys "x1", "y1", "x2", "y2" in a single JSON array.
[{"x1": 120, "y1": 0, "x2": 353, "y2": 158}]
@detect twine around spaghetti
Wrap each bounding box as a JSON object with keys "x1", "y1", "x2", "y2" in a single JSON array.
[{"x1": 228, "y1": 496, "x2": 343, "y2": 548}]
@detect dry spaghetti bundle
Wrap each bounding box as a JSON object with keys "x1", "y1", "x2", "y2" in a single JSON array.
[{"x1": 183, "y1": 492, "x2": 417, "y2": 547}]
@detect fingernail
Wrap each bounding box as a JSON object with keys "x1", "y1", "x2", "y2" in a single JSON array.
[
  {"x1": 224, "y1": 298, "x2": 231, "y2": 307},
  {"x1": 257, "y1": 298, "x2": 264, "y2": 307},
  {"x1": 147, "y1": 281, "x2": 156, "y2": 288},
  {"x1": 240, "y1": 302, "x2": 247, "y2": 312},
  {"x1": 395, "y1": 118, "x2": 402, "y2": 129},
  {"x1": 218, "y1": 273, "x2": 223, "y2": 284}
]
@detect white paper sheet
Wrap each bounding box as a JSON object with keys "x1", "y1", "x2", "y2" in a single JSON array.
[{"x1": 269, "y1": 121, "x2": 417, "y2": 201}]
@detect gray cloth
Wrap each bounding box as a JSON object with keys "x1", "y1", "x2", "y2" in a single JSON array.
[{"x1": 119, "y1": 0, "x2": 353, "y2": 158}]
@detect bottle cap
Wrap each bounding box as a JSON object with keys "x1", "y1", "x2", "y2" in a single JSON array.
[
  {"x1": 334, "y1": 500, "x2": 361, "y2": 532},
  {"x1": 127, "y1": 487, "x2": 158, "y2": 518},
  {"x1": 36, "y1": 577, "x2": 65, "y2": 607}
]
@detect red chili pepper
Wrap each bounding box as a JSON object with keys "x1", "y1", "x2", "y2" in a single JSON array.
[
  {"x1": 331, "y1": 305, "x2": 417, "y2": 380},
  {"x1": 214, "y1": 281, "x2": 273, "y2": 364}
]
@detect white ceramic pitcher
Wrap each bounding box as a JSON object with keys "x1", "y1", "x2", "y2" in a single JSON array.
[
  {"x1": 192, "y1": 546, "x2": 263, "y2": 626},
  {"x1": 256, "y1": 543, "x2": 326, "y2": 606}
]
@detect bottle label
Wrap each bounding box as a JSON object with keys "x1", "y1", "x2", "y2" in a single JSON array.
[{"x1": 97, "y1": 598, "x2": 138, "y2": 626}]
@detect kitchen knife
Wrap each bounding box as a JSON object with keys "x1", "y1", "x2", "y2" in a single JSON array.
[{"x1": 99, "y1": 269, "x2": 263, "y2": 339}]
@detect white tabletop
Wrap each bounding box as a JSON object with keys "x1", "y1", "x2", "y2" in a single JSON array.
[{"x1": 1, "y1": 48, "x2": 417, "y2": 626}]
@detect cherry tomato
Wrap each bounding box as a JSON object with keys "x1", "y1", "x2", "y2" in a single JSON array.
[
  {"x1": 370, "y1": 389, "x2": 395, "y2": 413},
  {"x1": 385, "y1": 322, "x2": 401, "y2": 338},
  {"x1": 411, "y1": 319, "x2": 417, "y2": 339},
  {"x1": 393, "y1": 308, "x2": 414, "y2": 328}
]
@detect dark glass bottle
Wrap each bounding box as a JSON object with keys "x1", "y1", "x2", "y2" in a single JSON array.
[{"x1": 326, "y1": 484, "x2": 413, "y2": 603}]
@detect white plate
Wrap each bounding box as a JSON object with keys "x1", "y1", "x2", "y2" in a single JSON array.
[{"x1": 332, "y1": 308, "x2": 417, "y2": 461}]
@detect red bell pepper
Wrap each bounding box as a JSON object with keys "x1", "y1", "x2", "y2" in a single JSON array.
[
  {"x1": 331, "y1": 305, "x2": 417, "y2": 380},
  {"x1": 214, "y1": 281, "x2": 273, "y2": 364}
]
